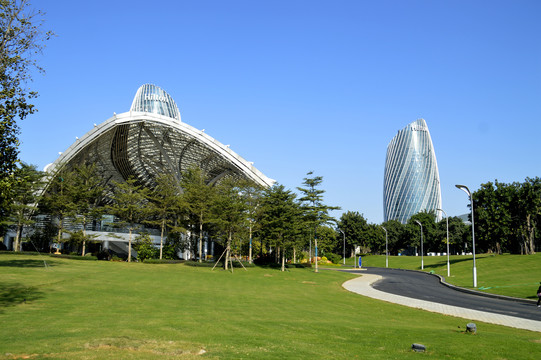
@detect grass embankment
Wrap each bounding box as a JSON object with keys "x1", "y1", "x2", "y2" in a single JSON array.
[
  {"x1": 0, "y1": 253, "x2": 540, "y2": 359},
  {"x1": 345, "y1": 253, "x2": 541, "y2": 300}
]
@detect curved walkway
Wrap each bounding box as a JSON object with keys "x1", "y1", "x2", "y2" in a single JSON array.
[{"x1": 342, "y1": 272, "x2": 541, "y2": 332}]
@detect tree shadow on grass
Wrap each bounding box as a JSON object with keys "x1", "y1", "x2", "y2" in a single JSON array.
[
  {"x1": 0, "y1": 259, "x2": 56, "y2": 268},
  {"x1": 0, "y1": 282, "x2": 45, "y2": 312},
  {"x1": 423, "y1": 257, "x2": 473, "y2": 270}
]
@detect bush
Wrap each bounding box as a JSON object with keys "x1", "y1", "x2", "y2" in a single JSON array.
[
  {"x1": 134, "y1": 233, "x2": 158, "y2": 261},
  {"x1": 286, "y1": 263, "x2": 311, "y2": 269},
  {"x1": 325, "y1": 253, "x2": 342, "y2": 264},
  {"x1": 96, "y1": 250, "x2": 111, "y2": 261}
]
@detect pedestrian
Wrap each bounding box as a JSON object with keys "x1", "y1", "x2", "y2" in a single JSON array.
[{"x1": 537, "y1": 282, "x2": 541, "y2": 307}]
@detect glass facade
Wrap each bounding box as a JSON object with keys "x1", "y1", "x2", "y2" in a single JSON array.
[
  {"x1": 130, "y1": 84, "x2": 181, "y2": 121},
  {"x1": 383, "y1": 119, "x2": 442, "y2": 223}
]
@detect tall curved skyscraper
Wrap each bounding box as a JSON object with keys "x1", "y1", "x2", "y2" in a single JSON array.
[{"x1": 384, "y1": 119, "x2": 442, "y2": 223}]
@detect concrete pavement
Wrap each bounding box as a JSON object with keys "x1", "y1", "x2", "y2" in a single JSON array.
[{"x1": 342, "y1": 272, "x2": 541, "y2": 332}]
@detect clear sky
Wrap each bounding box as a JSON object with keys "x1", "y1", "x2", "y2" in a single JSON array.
[{"x1": 20, "y1": 0, "x2": 541, "y2": 224}]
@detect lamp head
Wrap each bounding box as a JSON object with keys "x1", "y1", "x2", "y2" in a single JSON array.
[{"x1": 455, "y1": 184, "x2": 471, "y2": 197}]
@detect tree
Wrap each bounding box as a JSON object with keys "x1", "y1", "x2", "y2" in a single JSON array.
[
  {"x1": 39, "y1": 166, "x2": 77, "y2": 250},
  {"x1": 380, "y1": 219, "x2": 403, "y2": 255},
  {"x1": 3, "y1": 162, "x2": 43, "y2": 251},
  {"x1": 297, "y1": 171, "x2": 340, "y2": 273},
  {"x1": 516, "y1": 177, "x2": 540, "y2": 254},
  {"x1": 181, "y1": 167, "x2": 216, "y2": 262},
  {"x1": 237, "y1": 180, "x2": 264, "y2": 263},
  {"x1": 259, "y1": 184, "x2": 300, "y2": 271},
  {"x1": 134, "y1": 232, "x2": 158, "y2": 261},
  {"x1": 146, "y1": 173, "x2": 185, "y2": 259},
  {"x1": 68, "y1": 163, "x2": 105, "y2": 256},
  {"x1": 405, "y1": 211, "x2": 437, "y2": 255},
  {"x1": 108, "y1": 177, "x2": 150, "y2": 262},
  {"x1": 212, "y1": 178, "x2": 248, "y2": 270},
  {"x1": 316, "y1": 225, "x2": 337, "y2": 256},
  {"x1": 337, "y1": 211, "x2": 368, "y2": 257},
  {"x1": 0, "y1": 0, "x2": 52, "y2": 222}
]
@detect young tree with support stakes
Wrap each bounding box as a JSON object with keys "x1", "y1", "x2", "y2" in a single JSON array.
[
  {"x1": 108, "y1": 177, "x2": 150, "y2": 262},
  {"x1": 181, "y1": 167, "x2": 216, "y2": 262},
  {"x1": 297, "y1": 171, "x2": 340, "y2": 273},
  {"x1": 212, "y1": 178, "x2": 248, "y2": 271},
  {"x1": 237, "y1": 180, "x2": 263, "y2": 264}
]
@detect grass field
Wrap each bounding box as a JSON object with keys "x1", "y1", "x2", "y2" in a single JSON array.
[
  {"x1": 345, "y1": 253, "x2": 541, "y2": 300},
  {"x1": 1, "y1": 253, "x2": 540, "y2": 359}
]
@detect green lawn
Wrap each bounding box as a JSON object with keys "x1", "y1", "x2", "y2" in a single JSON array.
[
  {"x1": 1, "y1": 253, "x2": 540, "y2": 359},
  {"x1": 346, "y1": 253, "x2": 541, "y2": 300}
]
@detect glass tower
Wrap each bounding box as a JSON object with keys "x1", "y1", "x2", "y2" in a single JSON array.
[
  {"x1": 130, "y1": 84, "x2": 181, "y2": 121},
  {"x1": 383, "y1": 119, "x2": 442, "y2": 223}
]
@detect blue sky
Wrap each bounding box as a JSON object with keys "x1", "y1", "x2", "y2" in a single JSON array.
[{"x1": 21, "y1": 0, "x2": 540, "y2": 224}]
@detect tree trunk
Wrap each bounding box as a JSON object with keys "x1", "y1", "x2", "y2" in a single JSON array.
[
  {"x1": 160, "y1": 218, "x2": 165, "y2": 260},
  {"x1": 281, "y1": 252, "x2": 285, "y2": 272},
  {"x1": 81, "y1": 216, "x2": 87, "y2": 257},
  {"x1": 13, "y1": 222, "x2": 22, "y2": 252},
  {"x1": 198, "y1": 215, "x2": 203, "y2": 262},
  {"x1": 225, "y1": 231, "x2": 232, "y2": 271},
  {"x1": 293, "y1": 247, "x2": 296, "y2": 264},
  {"x1": 527, "y1": 214, "x2": 535, "y2": 255},
  {"x1": 314, "y1": 237, "x2": 319, "y2": 273},
  {"x1": 249, "y1": 224, "x2": 253, "y2": 264},
  {"x1": 128, "y1": 227, "x2": 132, "y2": 262}
]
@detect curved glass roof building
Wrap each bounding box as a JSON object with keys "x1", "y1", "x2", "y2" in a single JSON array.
[
  {"x1": 383, "y1": 119, "x2": 442, "y2": 223},
  {"x1": 45, "y1": 84, "x2": 274, "y2": 191}
]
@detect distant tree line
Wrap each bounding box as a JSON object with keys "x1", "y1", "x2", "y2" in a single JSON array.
[{"x1": 1, "y1": 163, "x2": 538, "y2": 264}]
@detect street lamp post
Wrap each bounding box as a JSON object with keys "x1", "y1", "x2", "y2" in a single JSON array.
[
  {"x1": 338, "y1": 228, "x2": 346, "y2": 265},
  {"x1": 437, "y1": 208, "x2": 450, "y2": 278},
  {"x1": 414, "y1": 220, "x2": 424, "y2": 270},
  {"x1": 381, "y1": 226, "x2": 388, "y2": 268},
  {"x1": 456, "y1": 184, "x2": 477, "y2": 288}
]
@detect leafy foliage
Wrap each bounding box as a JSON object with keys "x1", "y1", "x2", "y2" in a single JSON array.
[{"x1": 0, "y1": 0, "x2": 52, "y2": 222}]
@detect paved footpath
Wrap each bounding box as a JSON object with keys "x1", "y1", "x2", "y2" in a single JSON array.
[{"x1": 342, "y1": 272, "x2": 541, "y2": 332}]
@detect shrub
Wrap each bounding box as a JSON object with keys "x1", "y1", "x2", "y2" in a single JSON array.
[
  {"x1": 134, "y1": 233, "x2": 158, "y2": 261},
  {"x1": 325, "y1": 253, "x2": 342, "y2": 264},
  {"x1": 96, "y1": 250, "x2": 111, "y2": 261}
]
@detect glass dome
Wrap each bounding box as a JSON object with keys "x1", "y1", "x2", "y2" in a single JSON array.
[{"x1": 130, "y1": 84, "x2": 181, "y2": 121}]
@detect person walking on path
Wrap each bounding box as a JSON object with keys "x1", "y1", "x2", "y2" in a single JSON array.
[{"x1": 537, "y1": 283, "x2": 541, "y2": 307}]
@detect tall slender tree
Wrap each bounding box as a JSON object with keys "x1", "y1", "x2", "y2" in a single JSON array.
[
  {"x1": 213, "y1": 178, "x2": 248, "y2": 270},
  {"x1": 181, "y1": 167, "x2": 216, "y2": 262},
  {"x1": 297, "y1": 171, "x2": 340, "y2": 272}
]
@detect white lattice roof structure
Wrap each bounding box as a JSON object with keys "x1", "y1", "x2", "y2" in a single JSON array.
[{"x1": 45, "y1": 84, "x2": 275, "y2": 190}]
